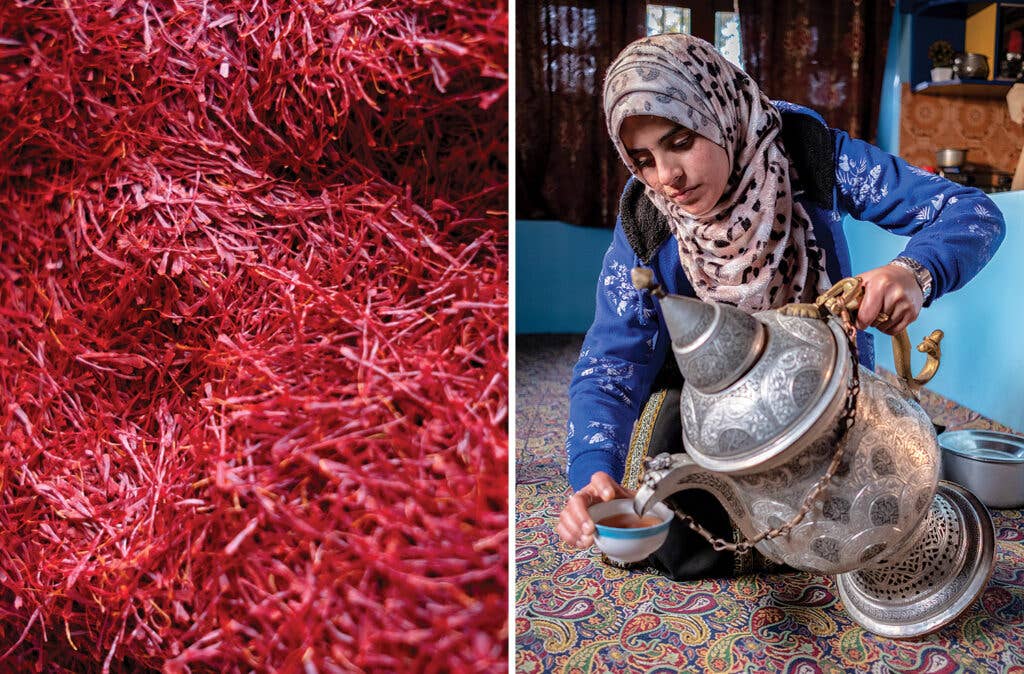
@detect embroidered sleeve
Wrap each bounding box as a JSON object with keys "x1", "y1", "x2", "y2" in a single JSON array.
[
  {"x1": 565, "y1": 220, "x2": 668, "y2": 491},
  {"x1": 832, "y1": 129, "x2": 1005, "y2": 304}
]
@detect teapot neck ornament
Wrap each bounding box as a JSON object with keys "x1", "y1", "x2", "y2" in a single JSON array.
[{"x1": 631, "y1": 269, "x2": 995, "y2": 638}]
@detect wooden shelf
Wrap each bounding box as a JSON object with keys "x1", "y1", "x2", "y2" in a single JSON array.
[{"x1": 912, "y1": 78, "x2": 1017, "y2": 96}]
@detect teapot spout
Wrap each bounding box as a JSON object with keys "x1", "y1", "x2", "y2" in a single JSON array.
[{"x1": 634, "y1": 452, "x2": 757, "y2": 543}]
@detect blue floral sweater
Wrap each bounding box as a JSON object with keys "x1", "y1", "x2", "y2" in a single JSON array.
[{"x1": 565, "y1": 102, "x2": 1005, "y2": 491}]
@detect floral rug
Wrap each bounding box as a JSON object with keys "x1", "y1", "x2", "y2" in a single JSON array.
[{"x1": 516, "y1": 334, "x2": 1024, "y2": 673}]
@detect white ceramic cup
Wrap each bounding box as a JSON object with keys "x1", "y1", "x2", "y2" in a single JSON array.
[{"x1": 587, "y1": 498, "x2": 673, "y2": 564}]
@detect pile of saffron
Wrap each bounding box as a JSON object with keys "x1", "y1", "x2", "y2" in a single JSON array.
[{"x1": 0, "y1": 1, "x2": 507, "y2": 671}]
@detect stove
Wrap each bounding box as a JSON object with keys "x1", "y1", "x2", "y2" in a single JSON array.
[{"x1": 938, "y1": 166, "x2": 1013, "y2": 193}]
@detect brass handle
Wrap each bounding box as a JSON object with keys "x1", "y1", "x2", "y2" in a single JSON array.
[
  {"x1": 892, "y1": 329, "x2": 943, "y2": 390},
  {"x1": 810, "y1": 277, "x2": 943, "y2": 393}
]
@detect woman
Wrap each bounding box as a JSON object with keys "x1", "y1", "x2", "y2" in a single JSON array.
[{"x1": 557, "y1": 33, "x2": 1005, "y2": 579}]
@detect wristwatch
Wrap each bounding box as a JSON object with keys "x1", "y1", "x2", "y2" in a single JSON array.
[{"x1": 889, "y1": 256, "x2": 933, "y2": 302}]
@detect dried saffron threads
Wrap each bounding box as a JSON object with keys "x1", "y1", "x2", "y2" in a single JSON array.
[{"x1": 0, "y1": 0, "x2": 508, "y2": 672}]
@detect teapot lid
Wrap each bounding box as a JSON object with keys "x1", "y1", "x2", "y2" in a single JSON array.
[{"x1": 659, "y1": 294, "x2": 850, "y2": 474}]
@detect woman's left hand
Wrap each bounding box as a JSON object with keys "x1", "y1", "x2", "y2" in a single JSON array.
[{"x1": 854, "y1": 264, "x2": 924, "y2": 335}]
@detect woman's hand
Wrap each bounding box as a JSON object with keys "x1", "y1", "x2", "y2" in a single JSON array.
[
  {"x1": 854, "y1": 263, "x2": 924, "y2": 335},
  {"x1": 557, "y1": 472, "x2": 635, "y2": 548}
]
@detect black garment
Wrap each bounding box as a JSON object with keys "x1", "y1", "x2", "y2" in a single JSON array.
[{"x1": 641, "y1": 389, "x2": 739, "y2": 580}]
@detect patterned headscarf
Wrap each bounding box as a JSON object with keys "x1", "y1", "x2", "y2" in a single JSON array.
[{"x1": 603, "y1": 33, "x2": 830, "y2": 313}]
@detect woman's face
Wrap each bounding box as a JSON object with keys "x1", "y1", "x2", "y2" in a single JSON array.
[{"x1": 619, "y1": 115, "x2": 730, "y2": 216}]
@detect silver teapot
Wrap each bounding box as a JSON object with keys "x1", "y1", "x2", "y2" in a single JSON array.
[{"x1": 632, "y1": 272, "x2": 995, "y2": 638}]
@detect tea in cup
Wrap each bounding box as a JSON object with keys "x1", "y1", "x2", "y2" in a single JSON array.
[{"x1": 587, "y1": 498, "x2": 673, "y2": 564}]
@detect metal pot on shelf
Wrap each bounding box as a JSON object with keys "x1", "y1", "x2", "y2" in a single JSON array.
[
  {"x1": 999, "y1": 52, "x2": 1022, "y2": 80},
  {"x1": 953, "y1": 52, "x2": 990, "y2": 80}
]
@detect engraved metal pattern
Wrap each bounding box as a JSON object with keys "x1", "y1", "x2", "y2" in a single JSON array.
[
  {"x1": 763, "y1": 346, "x2": 825, "y2": 426},
  {"x1": 822, "y1": 496, "x2": 851, "y2": 523},
  {"x1": 636, "y1": 453, "x2": 748, "y2": 528},
  {"x1": 681, "y1": 311, "x2": 837, "y2": 467},
  {"x1": 743, "y1": 369, "x2": 939, "y2": 574},
  {"x1": 775, "y1": 309, "x2": 832, "y2": 344},
  {"x1": 738, "y1": 433, "x2": 834, "y2": 496},
  {"x1": 812, "y1": 537, "x2": 841, "y2": 563},
  {"x1": 871, "y1": 446, "x2": 896, "y2": 476},
  {"x1": 835, "y1": 482, "x2": 995, "y2": 637},
  {"x1": 672, "y1": 303, "x2": 715, "y2": 347},
  {"x1": 674, "y1": 302, "x2": 763, "y2": 393},
  {"x1": 859, "y1": 543, "x2": 887, "y2": 564},
  {"x1": 640, "y1": 291, "x2": 996, "y2": 637},
  {"x1": 869, "y1": 495, "x2": 900, "y2": 526},
  {"x1": 645, "y1": 315, "x2": 863, "y2": 558},
  {"x1": 854, "y1": 494, "x2": 961, "y2": 599}
]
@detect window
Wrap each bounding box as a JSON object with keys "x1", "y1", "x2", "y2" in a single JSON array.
[
  {"x1": 647, "y1": 5, "x2": 692, "y2": 35},
  {"x1": 646, "y1": 2, "x2": 743, "y2": 70},
  {"x1": 714, "y1": 12, "x2": 742, "y2": 69},
  {"x1": 540, "y1": 5, "x2": 599, "y2": 93}
]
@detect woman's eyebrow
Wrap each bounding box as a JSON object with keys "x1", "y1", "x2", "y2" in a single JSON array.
[{"x1": 625, "y1": 124, "x2": 687, "y2": 154}]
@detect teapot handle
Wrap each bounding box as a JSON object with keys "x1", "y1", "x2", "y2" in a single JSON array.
[{"x1": 813, "y1": 277, "x2": 943, "y2": 392}]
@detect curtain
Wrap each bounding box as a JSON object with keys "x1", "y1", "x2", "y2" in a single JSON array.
[
  {"x1": 516, "y1": 0, "x2": 645, "y2": 228},
  {"x1": 517, "y1": 1, "x2": 895, "y2": 228},
  {"x1": 738, "y1": 0, "x2": 895, "y2": 142}
]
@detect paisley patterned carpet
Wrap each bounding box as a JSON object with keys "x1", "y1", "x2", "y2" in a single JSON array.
[{"x1": 515, "y1": 334, "x2": 1024, "y2": 673}]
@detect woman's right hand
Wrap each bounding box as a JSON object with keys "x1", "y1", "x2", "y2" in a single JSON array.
[{"x1": 556, "y1": 471, "x2": 636, "y2": 548}]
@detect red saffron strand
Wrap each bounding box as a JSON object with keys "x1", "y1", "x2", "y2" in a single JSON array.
[{"x1": 0, "y1": 0, "x2": 508, "y2": 671}]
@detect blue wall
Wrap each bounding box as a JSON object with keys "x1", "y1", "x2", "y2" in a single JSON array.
[
  {"x1": 515, "y1": 220, "x2": 611, "y2": 334},
  {"x1": 876, "y1": 9, "x2": 909, "y2": 154},
  {"x1": 846, "y1": 190, "x2": 1024, "y2": 431}
]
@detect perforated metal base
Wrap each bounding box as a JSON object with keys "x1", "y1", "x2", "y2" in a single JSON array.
[{"x1": 835, "y1": 481, "x2": 995, "y2": 638}]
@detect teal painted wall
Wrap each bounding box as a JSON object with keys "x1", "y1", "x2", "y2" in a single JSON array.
[
  {"x1": 845, "y1": 189, "x2": 1024, "y2": 432},
  {"x1": 876, "y1": 9, "x2": 905, "y2": 154},
  {"x1": 515, "y1": 220, "x2": 611, "y2": 334}
]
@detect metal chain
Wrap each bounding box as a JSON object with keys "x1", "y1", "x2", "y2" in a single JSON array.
[{"x1": 668, "y1": 307, "x2": 862, "y2": 553}]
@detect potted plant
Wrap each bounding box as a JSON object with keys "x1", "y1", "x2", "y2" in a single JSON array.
[{"x1": 929, "y1": 40, "x2": 954, "y2": 81}]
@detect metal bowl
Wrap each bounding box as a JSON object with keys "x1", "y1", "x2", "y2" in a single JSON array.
[
  {"x1": 936, "y1": 148, "x2": 967, "y2": 168},
  {"x1": 939, "y1": 429, "x2": 1024, "y2": 508}
]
